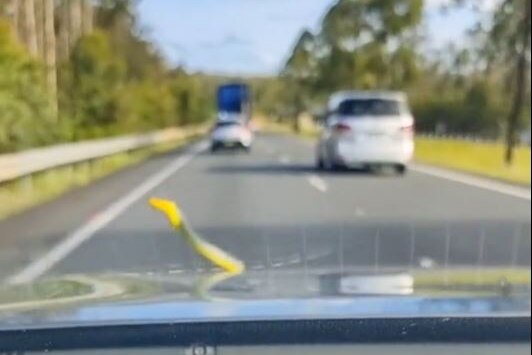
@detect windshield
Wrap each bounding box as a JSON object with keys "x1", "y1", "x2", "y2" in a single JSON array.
[
  {"x1": 337, "y1": 99, "x2": 403, "y2": 116},
  {"x1": 215, "y1": 121, "x2": 241, "y2": 128},
  {"x1": 0, "y1": 0, "x2": 530, "y2": 348}
]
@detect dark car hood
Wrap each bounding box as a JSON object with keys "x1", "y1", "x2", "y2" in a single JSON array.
[{"x1": 0, "y1": 267, "x2": 530, "y2": 329}]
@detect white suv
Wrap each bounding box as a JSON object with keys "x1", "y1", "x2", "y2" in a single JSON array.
[{"x1": 317, "y1": 91, "x2": 414, "y2": 174}]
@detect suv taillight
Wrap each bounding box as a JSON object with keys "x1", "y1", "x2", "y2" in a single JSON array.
[
  {"x1": 400, "y1": 124, "x2": 414, "y2": 135},
  {"x1": 333, "y1": 123, "x2": 351, "y2": 134}
]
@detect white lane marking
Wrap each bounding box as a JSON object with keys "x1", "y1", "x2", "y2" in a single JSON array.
[
  {"x1": 355, "y1": 207, "x2": 367, "y2": 217},
  {"x1": 307, "y1": 175, "x2": 328, "y2": 193},
  {"x1": 419, "y1": 257, "x2": 436, "y2": 269},
  {"x1": 278, "y1": 155, "x2": 291, "y2": 164},
  {"x1": 6, "y1": 142, "x2": 208, "y2": 285},
  {"x1": 412, "y1": 164, "x2": 531, "y2": 201}
]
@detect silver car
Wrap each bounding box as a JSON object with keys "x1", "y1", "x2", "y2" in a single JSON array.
[
  {"x1": 317, "y1": 91, "x2": 415, "y2": 174},
  {"x1": 210, "y1": 120, "x2": 253, "y2": 152}
]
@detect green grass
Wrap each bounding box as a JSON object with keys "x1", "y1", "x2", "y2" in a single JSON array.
[
  {"x1": 0, "y1": 280, "x2": 93, "y2": 304},
  {"x1": 258, "y1": 118, "x2": 531, "y2": 184},
  {"x1": 411, "y1": 268, "x2": 531, "y2": 297},
  {"x1": 0, "y1": 137, "x2": 196, "y2": 220},
  {"x1": 414, "y1": 268, "x2": 531, "y2": 288},
  {"x1": 415, "y1": 137, "x2": 531, "y2": 185}
]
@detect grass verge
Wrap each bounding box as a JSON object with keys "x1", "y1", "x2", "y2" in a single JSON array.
[
  {"x1": 0, "y1": 137, "x2": 197, "y2": 221},
  {"x1": 257, "y1": 119, "x2": 531, "y2": 185},
  {"x1": 414, "y1": 268, "x2": 531, "y2": 288},
  {"x1": 415, "y1": 137, "x2": 531, "y2": 185}
]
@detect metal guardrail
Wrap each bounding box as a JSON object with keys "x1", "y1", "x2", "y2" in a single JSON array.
[
  {"x1": 417, "y1": 133, "x2": 499, "y2": 144},
  {"x1": 418, "y1": 132, "x2": 532, "y2": 146},
  {"x1": 0, "y1": 126, "x2": 206, "y2": 184}
]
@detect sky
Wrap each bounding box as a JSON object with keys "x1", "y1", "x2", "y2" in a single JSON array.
[{"x1": 137, "y1": 0, "x2": 497, "y2": 76}]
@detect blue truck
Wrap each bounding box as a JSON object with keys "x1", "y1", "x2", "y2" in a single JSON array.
[
  {"x1": 210, "y1": 83, "x2": 254, "y2": 152},
  {"x1": 216, "y1": 83, "x2": 251, "y2": 123}
]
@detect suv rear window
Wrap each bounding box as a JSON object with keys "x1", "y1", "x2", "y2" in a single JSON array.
[
  {"x1": 215, "y1": 121, "x2": 242, "y2": 128},
  {"x1": 337, "y1": 99, "x2": 402, "y2": 116}
]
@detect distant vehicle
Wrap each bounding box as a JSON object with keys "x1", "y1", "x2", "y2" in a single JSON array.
[
  {"x1": 210, "y1": 120, "x2": 253, "y2": 152},
  {"x1": 212, "y1": 83, "x2": 253, "y2": 152},
  {"x1": 316, "y1": 91, "x2": 414, "y2": 174},
  {"x1": 217, "y1": 83, "x2": 251, "y2": 123}
]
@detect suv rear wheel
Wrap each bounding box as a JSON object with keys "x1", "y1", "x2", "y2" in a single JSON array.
[{"x1": 394, "y1": 164, "x2": 407, "y2": 175}]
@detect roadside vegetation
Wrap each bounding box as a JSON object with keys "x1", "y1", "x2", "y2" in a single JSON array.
[
  {"x1": 0, "y1": 0, "x2": 530, "y2": 185},
  {"x1": 415, "y1": 137, "x2": 531, "y2": 185},
  {"x1": 0, "y1": 0, "x2": 215, "y2": 153},
  {"x1": 256, "y1": 115, "x2": 531, "y2": 185},
  {"x1": 253, "y1": 0, "x2": 531, "y2": 165},
  {"x1": 0, "y1": 133, "x2": 199, "y2": 220}
]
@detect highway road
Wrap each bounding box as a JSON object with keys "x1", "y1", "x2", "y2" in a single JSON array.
[{"x1": 0, "y1": 134, "x2": 530, "y2": 283}]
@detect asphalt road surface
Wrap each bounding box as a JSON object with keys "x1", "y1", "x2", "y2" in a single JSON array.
[{"x1": 0, "y1": 134, "x2": 530, "y2": 283}]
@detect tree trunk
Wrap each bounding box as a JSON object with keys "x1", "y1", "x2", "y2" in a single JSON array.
[
  {"x1": 5, "y1": 0, "x2": 19, "y2": 40},
  {"x1": 22, "y1": 0, "x2": 39, "y2": 57},
  {"x1": 44, "y1": 0, "x2": 57, "y2": 115},
  {"x1": 69, "y1": 0, "x2": 82, "y2": 45},
  {"x1": 35, "y1": 0, "x2": 45, "y2": 59},
  {"x1": 58, "y1": 0, "x2": 70, "y2": 61},
  {"x1": 81, "y1": 0, "x2": 93, "y2": 35},
  {"x1": 504, "y1": 0, "x2": 531, "y2": 164}
]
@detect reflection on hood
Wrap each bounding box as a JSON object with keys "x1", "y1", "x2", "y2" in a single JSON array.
[{"x1": 0, "y1": 267, "x2": 530, "y2": 329}]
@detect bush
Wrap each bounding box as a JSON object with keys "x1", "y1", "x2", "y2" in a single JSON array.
[
  {"x1": 412, "y1": 81, "x2": 504, "y2": 138},
  {"x1": 61, "y1": 31, "x2": 126, "y2": 139},
  {"x1": 0, "y1": 20, "x2": 56, "y2": 152},
  {"x1": 116, "y1": 80, "x2": 177, "y2": 132}
]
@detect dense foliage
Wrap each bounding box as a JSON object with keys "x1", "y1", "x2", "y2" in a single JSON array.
[
  {"x1": 1, "y1": 0, "x2": 530, "y2": 162},
  {"x1": 0, "y1": 19, "x2": 56, "y2": 151},
  {"x1": 257, "y1": 0, "x2": 530, "y2": 159},
  {"x1": 0, "y1": 0, "x2": 215, "y2": 153}
]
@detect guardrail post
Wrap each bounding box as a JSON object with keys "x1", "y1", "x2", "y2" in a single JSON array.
[
  {"x1": 65, "y1": 164, "x2": 74, "y2": 184},
  {"x1": 76, "y1": 161, "x2": 90, "y2": 185},
  {"x1": 409, "y1": 225, "x2": 416, "y2": 271},
  {"x1": 88, "y1": 159, "x2": 95, "y2": 179},
  {"x1": 19, "y1": 175, "x2": 33, "y2": 196}
]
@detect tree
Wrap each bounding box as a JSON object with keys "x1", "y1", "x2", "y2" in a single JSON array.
[
  {"x1": 282, "y1": 30, "x2": 318, "y2": 130},
  {"x1": 43, "y1": 0, "x2": 56, "y2": 113},
  {"x1": 0, "y1": 18, "x2": 55, "y2": 152},
  {"x1": 21, "y1": 0, "x2": 38, "y2": 56},
  {"x1": 1, "y1": 0, "x2": 216, "y2": 151},
  {"x1": 58, "y1": 0, "x2": 71, "y2": 61},
  {"x1": 65, "y1": 30, "x2": 126, "y2": 137},
  {"x1": 317, "y1": 0, "x2": 423, "y2": 91},
  {"x1": 2, "y1": 0, "x2": 21, "y2": 41},
  {"x1": 34, "y1": 0, "x2": 44, "y2": 58},
  {"x1": 69, "y1": 0, "x2": 83, "y2": 45},
  {"x1": 493, "y1": 0, "x2": 531, "y2": 164},
  {"x1": 281, "y1": 0, "x2": 425, "y2": 126},
  {"x1": 463, "y1": 0, "x2": 532, "y2": 162},
  {"x1": 82, "y1": 0, "x2": 94, "y2": 35},
  {"x1": 96, "y1": 0, "x2": 165, "y2": 80},
  {"x1": 321, "y1": 0, "x2": 423, "y2": 46}
]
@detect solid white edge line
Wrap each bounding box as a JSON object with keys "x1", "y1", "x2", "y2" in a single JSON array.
[
  {"x1": 278, "y1": 155, "x2": 291, "y2": 164},
  {"x1": 307, "y1": 175, "x2": 328, "y2": 193},
  {"x1": 285, "y1": 132, "x2": 530, "y2": 200},
  {"x1": 354, "y1": 207, "x2": 367, "y2": 217},
  {"x1": 411, "y1": 164, "x2": 531, "y2": 201},
  {"x1": 6, "y1": 141, "x2": 208, "y2": 285}
]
